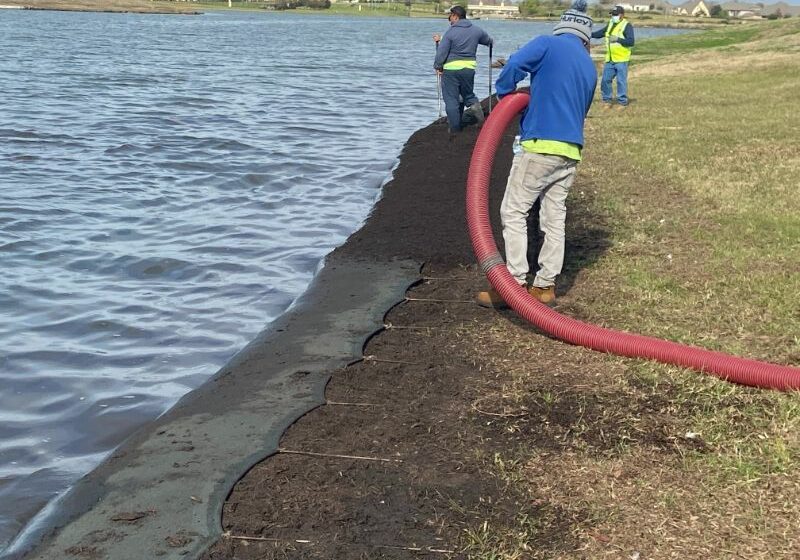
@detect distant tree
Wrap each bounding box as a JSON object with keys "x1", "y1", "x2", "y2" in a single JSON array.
[
  {"x1": 520, "y1": 0, "x2": 589, "y2": 18},
  {"x1": 710, "y1": 4, "x2": 723, "y2": 16},
  {"x1": 274, "y1": 0, "x2": 330, "y2": 8},
  {"x1": 547, "y1": 0, "x2": 569, "y2": 17},
  {"x1": 519, "y1": 0, "x2": 542, "y2": 16}
]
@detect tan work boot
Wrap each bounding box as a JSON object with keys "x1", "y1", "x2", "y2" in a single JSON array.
[
  {"x1": 475, "y1": 287, "x2": 509, "y2": 309},
  {"x1": 528, "y1": 285, "x2": 556, "y2": 305}
]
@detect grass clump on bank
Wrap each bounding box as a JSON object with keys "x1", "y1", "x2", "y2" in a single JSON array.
[
  {"x1": 459, "y1": 17, "x2": 800, "y2": 559},
  {"x1": 193, "y1": 0, "x2": 444, "y2": 17}
]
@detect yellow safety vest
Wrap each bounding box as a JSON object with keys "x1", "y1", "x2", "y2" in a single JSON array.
[
  {"x1": 604, "y1": 19, "x2": 631, "y2": 63},
  {"x1": 443, "y1": 60, "x2": 477, "y2": 71},
  {"x1": 521, "y1": 139, "x2": 582, "y2": 161}
]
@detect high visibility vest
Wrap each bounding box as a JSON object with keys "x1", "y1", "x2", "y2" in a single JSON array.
[
  {"x1": 604, "y1": 19, "x2": 631, "y2": 63},
  {"x1": 443, "y1": 60, "x2": 477, "y2": 71}
]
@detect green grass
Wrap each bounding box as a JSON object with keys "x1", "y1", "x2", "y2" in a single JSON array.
[
  {"x1": 581, "y1": 18, "x2": 800, "y2": 360},
  {"x1": 582, "y1": 9, "x2": 800, "y2": 509},
  {"x1": 459, "y1": 17, "x2": 800, "y2": 559},
  {"x1": 634, "y1": 24, "x2": 762, "y2": 56}
]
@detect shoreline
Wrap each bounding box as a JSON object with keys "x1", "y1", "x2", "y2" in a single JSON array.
[
  {"x1": 12, "y1": 258, "x2": 422, "y2": 559},
  {"x1": 2, "y1": 1, "x2": 728, "y2": 29},
  {"x1": 0, "y1": 0, "x2": 201, "y2": 14},
  {"x1": 12, "y1": 111, "x2": 489, "y2": 559}
]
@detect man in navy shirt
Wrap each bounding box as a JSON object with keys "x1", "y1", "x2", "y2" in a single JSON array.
[
  {"x1": 433, "y1": 6, "x2": 493, "y2": 134},
  {"x1": 476, "y1": 0, "x2": 597, "y2": 308}
]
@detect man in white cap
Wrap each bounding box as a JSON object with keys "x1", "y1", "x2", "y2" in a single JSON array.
[
  {"x1": 476, "y1": 0, "x2": 597, "y2": 308},
  {"x1": 592, "y1": 4, "x2": 635, "y2": 108}
]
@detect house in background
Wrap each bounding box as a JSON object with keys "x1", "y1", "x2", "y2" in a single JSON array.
[
  {"x1": 600, "y1": 0, "x2": 800, "y2": 17},
  {"x1": 612, "y1": 2, "x2": 654, "y2": 12},
  {"x1": 720, "y1": 2, "x2": 761, "y2": 17},
  {"x1": 466, "y1": 0, "x2": 520, "y2": 19},
  {"x1": 453, "y1": 0, "x2": 800, "y2": 19},
  {"x1": 674, "y1": 0, "x2": 712, "y2": 16},
  {"x1": 599, "y1": 2, "x2": 677, "y2": 14}
]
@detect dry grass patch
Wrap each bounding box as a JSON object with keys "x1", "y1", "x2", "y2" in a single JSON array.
[
  {"x1": 577, "y1": 26, "x2": 800, "y2": 358},
  {"x1": 633, "y1": 46, "x2": 799, "y2": 78},
  {"x1": 451, "y1": 18, "x2": 800, "y2": 560},
  {"x1": 523, "y1": 452, "x2": 800, "y2": 559},
  {"x1": 452, "y1": 311, "x2": 800, "y2": 559}
]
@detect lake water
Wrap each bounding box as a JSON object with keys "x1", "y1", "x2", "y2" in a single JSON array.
[{"x1": 0, "y1": 9, "x2": 687, "y2": 555}]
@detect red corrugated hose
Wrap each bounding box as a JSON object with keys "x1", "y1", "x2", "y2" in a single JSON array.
[{"x1": 467, "y1": 92, "x2": 800, "y2": 390}]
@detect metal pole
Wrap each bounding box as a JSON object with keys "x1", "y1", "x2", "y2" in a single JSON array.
[
  {"x1": 435, "y1": 39, "x2": 443, "y2": 118},
  {"x1": 488, "y1": 43, "x2": 493, "y2": 115}
]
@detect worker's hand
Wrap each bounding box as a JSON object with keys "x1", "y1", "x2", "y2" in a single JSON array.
[
  {"x1": 433, "y1": 33, "x2": 441, "y2": 43},
  {"x1": 608, "y1": 36, "x2": 619, "y2": 43}
]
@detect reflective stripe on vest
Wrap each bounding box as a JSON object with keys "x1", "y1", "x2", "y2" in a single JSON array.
[
  {"x1": 443, "y1": 59, "x2": 477, "y2": 71},
  {"x1": 604, "y1": 19, "x2": 631, "y2": 63}
]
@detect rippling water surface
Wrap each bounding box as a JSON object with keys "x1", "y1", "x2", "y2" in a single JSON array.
[{"x1": 0, "y1": 9, "x2": 687, "y2": 553}]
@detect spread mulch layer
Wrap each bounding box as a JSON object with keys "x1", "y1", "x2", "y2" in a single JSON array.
[
  {"x1": 199, "y1": 110, "x2": 603, "y2": 559},
  {"x1": 200, "y1": 106, "x2": 799, "y2": 559},
  {"x1": 198, "y1": 113, "x2": 536, "y2": 559},
  {"x1": 202, "y1": 268, "x2": 543, "y2": 560}
]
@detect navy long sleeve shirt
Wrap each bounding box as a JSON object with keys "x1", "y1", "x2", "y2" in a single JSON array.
[{"x1": 591, "y1": 19, "x2": 635, "y2": 48}]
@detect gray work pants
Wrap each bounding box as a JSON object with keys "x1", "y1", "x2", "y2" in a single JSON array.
[{"x1": 500, "y1": 151, "x2": 577, "y2": 287}]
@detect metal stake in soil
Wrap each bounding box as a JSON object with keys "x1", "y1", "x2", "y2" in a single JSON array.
[{"x1": 435, "y1": 39, "x2": 443, "y2": 118}]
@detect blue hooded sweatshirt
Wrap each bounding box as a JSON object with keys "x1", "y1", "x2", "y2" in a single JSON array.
[{"x1": 494, "y1": 34, "x2": 597, "y2": 147}]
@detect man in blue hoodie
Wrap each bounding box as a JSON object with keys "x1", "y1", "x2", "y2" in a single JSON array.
[
  {"x1": 476, "y1": 1, "x2": 597, "y2": 308},
  {"x1": 433, "y1": 5, "x2": 493, "y2": 134}
]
